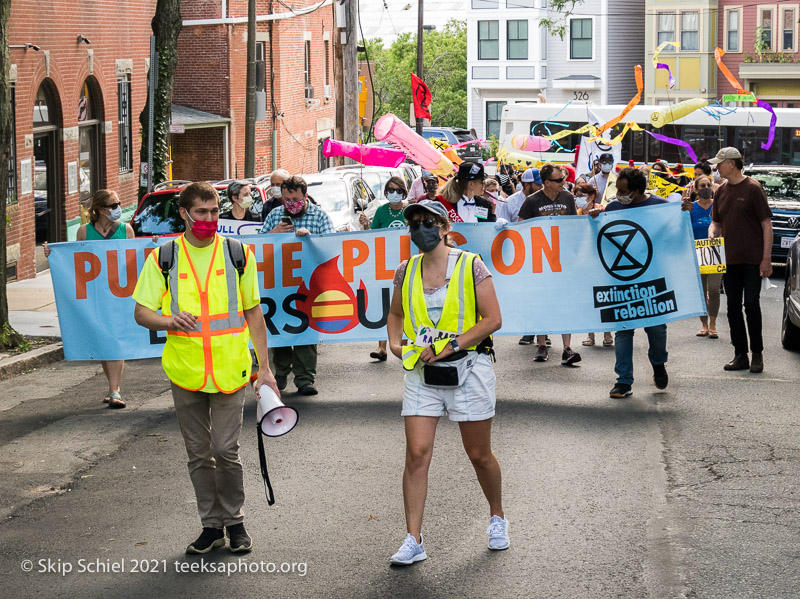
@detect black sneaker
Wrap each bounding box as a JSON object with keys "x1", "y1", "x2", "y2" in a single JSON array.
[
  {"x1": 275, "y1": 375, "x2": 288, "y2": 391},
  {"x1": 299, "y1": 384, "x2": 318, "y2": 396},
  {"x1": 749, "y1": 353, "x2": 764, "y2": 373},
  {"x1": 653, "y1": 364, "x2": 669, "y2": 389},
  {"x1": 724, "y1": 354, "x2": 750, "y2": 371},
  {"x1": 518, "y1": 335, "x2": 534, "y2": 345},
  {"x1": 561, "y1": 347, "x2": 582, "y2": 366},
  {"x1": 545, "y1": 335, "x2": 552, "y2": 346},
  {"x1": 186, "y1": 527, "x2": 225, "y2": 554},
  {"x1": 533, "y1": 346, "x2": 548, "y2": 362},
  {"x1": 226, "y1": 523, "x2": 253, "y2": 553},
  {"x1": 609, "y1": 383, "x2": 633, "y2": 398}
]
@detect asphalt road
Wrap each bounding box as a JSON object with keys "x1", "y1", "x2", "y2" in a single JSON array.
[{"x1": 1, "y1": 274, "x2": 799, "y2": 598}]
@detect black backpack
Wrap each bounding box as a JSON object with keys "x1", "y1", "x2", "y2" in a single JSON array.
[{"x1": 158, "y1": 237, "x2": 246, "y2": 289}]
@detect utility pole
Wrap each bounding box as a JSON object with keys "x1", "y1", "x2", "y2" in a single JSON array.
[
  {"x1": 244, "y1": 0, "x2": 257, "y2": 177},
  {"x1": 334, "y1": 0, "x2": 358, "y2": 153},
  {"x1": 415, "y1": 0, "x2": 424, "y2": 135}
]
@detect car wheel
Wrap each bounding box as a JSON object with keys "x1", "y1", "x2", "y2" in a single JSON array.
[{"x1": 781, "y1": 275, "x2": 800, "y2": 351}]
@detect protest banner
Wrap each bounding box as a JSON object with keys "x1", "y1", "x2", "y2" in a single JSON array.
[
  {"x1": 695, "y1": 237, "x2": 726, "y2": 274},
  {"x1": 49, "y1": 203, "x2": 706, "y2": 361}
]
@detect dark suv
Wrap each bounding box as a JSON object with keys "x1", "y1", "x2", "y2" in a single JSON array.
[
  {"x1": 422, "y1": 127, "x2": 483, "y2": 163},
  {"x1": 783, "y1": 234, "x2": 800, "y2": 350},
  {"x1": 746, "y1": 166, "x2": 800, "y2": 264}
]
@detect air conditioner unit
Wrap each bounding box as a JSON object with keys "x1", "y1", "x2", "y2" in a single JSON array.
[
  {"x1": 305, "y1": 84, "x2": 315, "y2": 100},
  {"x1": 323, "y1": 84, "x2": 332, "y2": 98}
]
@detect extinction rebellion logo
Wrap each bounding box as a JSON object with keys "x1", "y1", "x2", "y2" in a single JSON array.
[{"x1": 594, "y1": 220, "x2": 678, "y2": 323}]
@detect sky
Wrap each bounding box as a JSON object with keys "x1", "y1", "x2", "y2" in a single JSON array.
[{"x1": 357, "y1": 0, "x2": 467, "y2": 46}]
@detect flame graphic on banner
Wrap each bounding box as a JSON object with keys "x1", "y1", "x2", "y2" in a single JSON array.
[{"x1": 296, "y1": 257, "x2": 367, "y2": 334}]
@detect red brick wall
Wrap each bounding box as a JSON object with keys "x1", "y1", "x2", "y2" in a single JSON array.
[
  {"x1": 176, "y1": 0, "x2": 337, "y2": 181},
  {"x1": 171, "y1": 127, "x2": 226, "y2": 181},
  {"x1": 7, "y1": 0, "x2": 155, "y2": 280}
]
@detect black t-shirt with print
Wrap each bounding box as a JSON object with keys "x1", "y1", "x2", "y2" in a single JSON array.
[{"x1": 518, "y1": 189, "x2": 577, "y2": 220}]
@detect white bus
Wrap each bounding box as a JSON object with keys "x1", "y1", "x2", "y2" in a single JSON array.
[{"x1": 498, "y1": 102, "x2": 800, "y2": 169}]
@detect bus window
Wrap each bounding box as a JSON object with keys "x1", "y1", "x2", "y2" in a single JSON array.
[
  {"x1": 735, "y1": 128, "x2": 783, "y2": 164},
  {"x1": 529, "y1": 121, "x2": 583, "y2": 153},
  {"x1": 681, "y1": 126, "x2": 726, "y2": 162},
  {"x1": 782, "y1": 128, "x2": 800, "y2": 165},
  {"x1": 632, "y1": 130, "x2": 645, "y2": 163}
]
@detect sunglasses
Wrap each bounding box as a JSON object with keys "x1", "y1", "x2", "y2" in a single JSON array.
[
  {"x1": 386, "y1": 188, "x2": 404, "y2": 194},
  {"x1": 547, "y1": 177, "x2": 566, "y2": 183},
  {"x1": 408, "y1": 217, "x2": 440, "y2": 231},
  {"x1": 105, "y1": 202, "x2": 121, "y2": 209}
]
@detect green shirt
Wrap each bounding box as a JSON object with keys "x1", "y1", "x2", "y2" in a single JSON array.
[{"x1": 370, "y1": 203, "x2": 406, "y2": 230}]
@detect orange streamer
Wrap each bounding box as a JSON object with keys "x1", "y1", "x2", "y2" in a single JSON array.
[
  {"x1": 597, "y1": 65, "x2": 643, "y2": 133},
  {"x1": 714, "y1": 48, "x2": 746, "y2": 94}
]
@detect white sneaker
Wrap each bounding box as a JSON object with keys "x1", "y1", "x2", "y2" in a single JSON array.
[
  {"x1": 487, "y1": 515, "x2": 509, "y2": 550},
  {"x1": 390, "y1": 533, "x2": 427, "y2": 565}
]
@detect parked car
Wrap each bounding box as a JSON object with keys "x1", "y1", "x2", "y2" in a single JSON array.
[
  {"x1": 322, "y1": 164, "x2": 420, "y2": 200},
  {"x1": 422, "y1": 127, "x2": 483, "y2": 163},
  {"x1": 298, "y1": 172, "x2": 377, "y2": 232},
  {"x1": 746, "y1": 166, "x2": 800, "y2": 263},
  {"x1": 782, "y1": 233, "x2": 800, "y2": 350}
]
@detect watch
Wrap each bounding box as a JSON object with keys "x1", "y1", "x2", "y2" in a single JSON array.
[{"x1": 449, "y1": 337, "x2": 460, "y2": 353}]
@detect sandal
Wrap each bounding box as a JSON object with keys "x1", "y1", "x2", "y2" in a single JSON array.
[
  {"x1": 602, "y1": 337, "x2": 614, "y2": 347},
  {"x1": 369, "y1": 350, "x2": 388, "y2": 361},
  {"x1": 581, "y1": 336, "x2": 595, "y2": 347},
  {"x1": 708, "y1": 330, "x2": 718, "y2": 339},
  {"x1": 696, "y1": 329, "x2": 709, "y2": 337},
  {"x1": 107, "y1": 391, "x2": 126, "y2": 409},
  {"x1": 103, "y1": 394, "x2": 112, "y2": 404}
]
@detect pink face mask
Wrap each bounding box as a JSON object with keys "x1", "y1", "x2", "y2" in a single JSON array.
[
  {"x1": 186, "y1": 214, "x2": 218, "y2": 239},
  {"x1": 284, "y1": 199, "x2": 305, "y2": 215}
]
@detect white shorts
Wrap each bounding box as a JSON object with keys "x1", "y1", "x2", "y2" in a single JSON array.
[{"x1": 401, "y1": 353, "x2": 496, "y2": 421}]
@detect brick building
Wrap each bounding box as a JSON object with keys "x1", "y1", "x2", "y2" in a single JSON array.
[
  {"x1": 173, "y1": 0, "x2": 337, "y2": 181},
  {"x1": 717, "y1": 0, "x2": 800, "y2": 107},
  {"x1": 6, "y1": 0, "x2": 155, "y2": 280}
]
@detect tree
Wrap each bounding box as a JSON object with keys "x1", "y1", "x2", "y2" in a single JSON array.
[
  {"x1": 360, "y1": 19, "x2": 468, "y2": 132},
  {"x1": 541, "y1": 0, "x2": 586, "y2": 38},
  {"x1": 138, "y1": 0, "x2": 182, "y2": 199},
  {"x1": 0, "y1": 0, "x2": 24, "y2": 349}
]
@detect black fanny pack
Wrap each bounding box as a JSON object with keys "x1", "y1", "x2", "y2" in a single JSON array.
[{"x1": 422, "y1": 350, "x2": 475, "y2": 388}]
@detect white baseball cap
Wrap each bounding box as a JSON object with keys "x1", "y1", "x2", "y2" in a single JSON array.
[{"x1": 708, "y1": 147, "x2": 743, "y2": 164}]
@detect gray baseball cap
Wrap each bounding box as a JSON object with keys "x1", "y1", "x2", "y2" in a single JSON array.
[
  {"x1": 708, "y1": 147, "x2": 743, "y2": 164},
  {"x1": 403, "y1": 199, "x2": 450, "y2": 221}
]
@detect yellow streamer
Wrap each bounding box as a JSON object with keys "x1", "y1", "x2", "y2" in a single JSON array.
[
  {"x1": 588, "y1": 121, "x2": 644, "y2": 146},
  {"x1": 652, "y1": 41, "x2": 680, "y2": 68}
]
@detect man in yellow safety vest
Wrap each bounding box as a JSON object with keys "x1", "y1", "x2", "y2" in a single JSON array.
[{"x1": 133, "y1": 181, "x2": 279, "y2": 555}]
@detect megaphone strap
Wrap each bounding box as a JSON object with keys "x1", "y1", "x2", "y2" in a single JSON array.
[{"x1": 257, "y1": 427, "x2": 276, "y2": 506}]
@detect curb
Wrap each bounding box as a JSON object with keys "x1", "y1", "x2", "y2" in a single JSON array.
[{"x1": 0, "y1": 342, "x2": 64, "y2": 381}]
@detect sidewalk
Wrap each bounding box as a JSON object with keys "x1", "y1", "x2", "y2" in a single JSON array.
[{"x1": 1, "y1": 270, "x2": 64, "y2": 379}]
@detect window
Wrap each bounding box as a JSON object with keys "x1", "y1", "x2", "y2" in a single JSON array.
[
  {"x1": 486, "y1": 101, "x2": 504, "y2": 140},
  {"x1": 478, "y1": 21, "x2": 499, "y2": 60},
  {"x1": 304, "y1": 40, "x2": 313, "y2": 98},
  {"x1": 256, "y1": 42, "x2": 266, "y2": 92},
  {"x1": 759, "y1": 8, "x2": 774, "y2": 51},
  {"x1": 6, "y1": 85, "x2": 16, "y2": 205},
  {"x1": 507, "y1": 20, "x2": 528, "y2": 60},
  {"x1": 472, "y1": 0, "x2": 499, "y2": 7},
  {"x1": 570, "y1": 18, "x2": 592, "y2": 59},
  {"x1": 657, "y1": 13, "x2": 675, "y2": 46},
  {"x1": 680, "y1": 12, "x2": 699, "y2": 51},
  {"x1": 781, "y1": 7, "x2": 796, "y2": 52},
  {"x1": 117, "y1": 76, "x2": 132, "y2": 174},
  {"x1": 507, "y1": 0, "x2": 534, "y2": 6},
  {"x1": 323, "y1": 40, "x2": 330, "y2": 88},
  {"x1": 725, "y1": 9, "x2": 740, "y2": 52}
]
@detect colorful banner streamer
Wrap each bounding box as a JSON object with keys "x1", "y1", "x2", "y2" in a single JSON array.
[
  {"x1": 645, "y1": 130, "x2": 698, "y2": 163},
  {"x1": 596, "y1": 65, "x2": 643, "y2": 133},
  {"x1": 653, "y1": 41, "x2": 680, "y2": 89},
  {"x1": 756, "y1": 98, "x2": 777, "y2": 150}
]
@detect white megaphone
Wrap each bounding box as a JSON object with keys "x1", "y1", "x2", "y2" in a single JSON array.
[{"x1": 253, "y1": 376, "x2": 298, "y2": 437}]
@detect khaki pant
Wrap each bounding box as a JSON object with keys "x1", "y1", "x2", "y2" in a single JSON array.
[{"x1": 171, "y1": 383, "x2": 246, "y2": 529}]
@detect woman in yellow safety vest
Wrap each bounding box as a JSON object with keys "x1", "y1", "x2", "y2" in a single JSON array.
[{"x1": 385, "y1": 199, "x2": 508, "y2": 566}]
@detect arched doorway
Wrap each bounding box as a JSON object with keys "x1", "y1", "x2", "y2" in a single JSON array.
[
  {"x1": 78, "y1": 77, "x2": 104, "y2": 208},
  {"x1": 32, "y1": 79, "x2": 63, "y2": 243}
]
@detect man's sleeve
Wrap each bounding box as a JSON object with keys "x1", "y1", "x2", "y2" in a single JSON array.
[
  {"x1": 240, "y1": 245, "x2": 261, "y2": 310},
  {"x1": 566, "y1": 194, "x2": 578, "y2": 215},
  {"x1": 753, "y1": 182, "x2": 772, "y2": 221},
  {"x1": 517, "y1": 198, "x2": 533, "y2": 221},
  {"x1": 132, "y1": 250, "x2": 167, "y2": 312},
  {"x1": 320, "y1": 211, "x2": 336, "y2": 234},
  {"x1": 261, "y1": 208, "x2": 278, "y2": 233}
]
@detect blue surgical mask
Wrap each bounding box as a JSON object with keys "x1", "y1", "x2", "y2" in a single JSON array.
[
  {"x1": 386, "y1": 191, "x2": 403, "y2": 203},
  {"x1": 107, "y1": 206, "x2": 122, "y2": 221},
  {"x1": 575, "y1": 195, "x2": 589, "y2": 210},
  {"x1": 601, "y1": 163, "x2": 613, "y2": 174}
]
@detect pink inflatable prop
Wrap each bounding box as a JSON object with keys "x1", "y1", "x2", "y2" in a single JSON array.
[
  {"x1": 374, "y1": 113, "x2": 455, "y2": 176},
  {"x1": 322, "y1": 138, "x2": 406, "y2": 168},
  {"x1": 511, "y1": 135, "x2": 552, "y2": 152}
]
